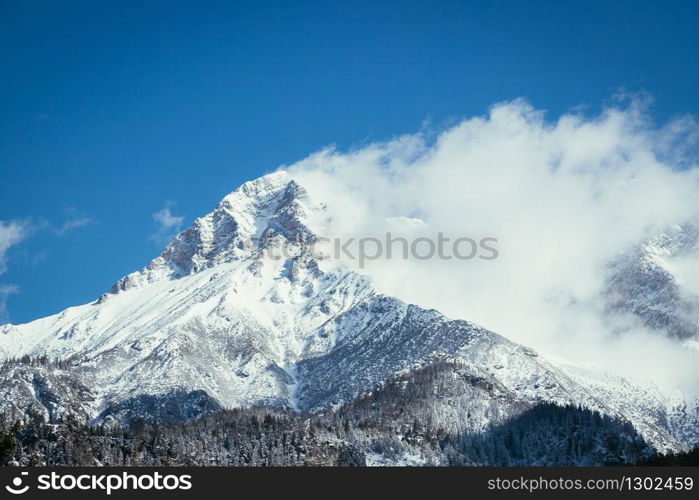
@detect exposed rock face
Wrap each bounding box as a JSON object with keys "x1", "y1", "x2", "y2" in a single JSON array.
[
  {"x1": 0, "y1": 360, "x2": 96, "y2": 423},
  {"x1": 606, "y1": 224, "x2": 699, "y2": 340}
]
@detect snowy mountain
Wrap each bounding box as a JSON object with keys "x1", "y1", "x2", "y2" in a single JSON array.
[
  {"x1": 1, "y1": 171, "x2": 698, "y2": 456},
  {"x1": 605, "y1": 223, "x2": 699, "y2": 344}
]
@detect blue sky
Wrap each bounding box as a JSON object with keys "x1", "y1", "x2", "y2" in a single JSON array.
[{"x1": 1, "y1": 0, "x2": 698, "y2": 324}]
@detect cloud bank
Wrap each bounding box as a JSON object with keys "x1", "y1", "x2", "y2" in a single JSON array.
[{"x1": 286, "y1": 98, "x2": 699, "y2": 392}]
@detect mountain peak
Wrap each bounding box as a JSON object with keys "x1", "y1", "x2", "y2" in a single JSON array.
[
  {"x1": 224, "y1": 170, "x2": 293, "y2": 201},
  {"x1": 110, "y1": 171, "x2": 317, "y2": 293}
]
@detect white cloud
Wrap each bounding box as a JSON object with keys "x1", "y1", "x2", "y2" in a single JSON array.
[
  {"x1": 286, "y1": 97, "x2": 699, "y2": 392},
  {"x1": 150, "y1": 203, "x2": 184, "y2": 245},
  {"x1": 54, "y1": 209, "x2": 93, "y2": 236},
  {"x1": 0, "y1": 220, "x2": 31, "y2": 325},
  {"x1": 0, "y1": 220, "x2": 31, "y2": 275},
  {"x1": 0, "y1": 211, "x2": 92, "y2": 323},
  {"x1": 0, "y1": 284, "x2": 19, "y2": 324}
]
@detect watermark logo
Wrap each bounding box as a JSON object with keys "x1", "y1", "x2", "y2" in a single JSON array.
[
  {"x1": 212, "y1": 232, "x2": 499, "y2": 268},
  {"x1": 5, "y1": 472, "x2": 29, "y2": 495},
  {"x1": 2, "y1": 471, "x2": 193, "y2": 496},
  {"x1": 36, "y1": 472, "x2": 192, "y2": 494}
]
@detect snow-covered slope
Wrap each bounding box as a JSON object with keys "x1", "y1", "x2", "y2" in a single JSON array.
[
  {"x1": 0, "y1": 360, "x2": 96, "y2": 423},
  {"x1": 606, "y1": 224, "x2": 699, "y2": 341},
  {"x1": 0, "y1": 172, "x2": 697, "y2": 452}
]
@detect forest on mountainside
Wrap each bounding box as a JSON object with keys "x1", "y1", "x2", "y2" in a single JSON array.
[{"x1": 0, "y1": 360, "x2": 658, "y2": 466}]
